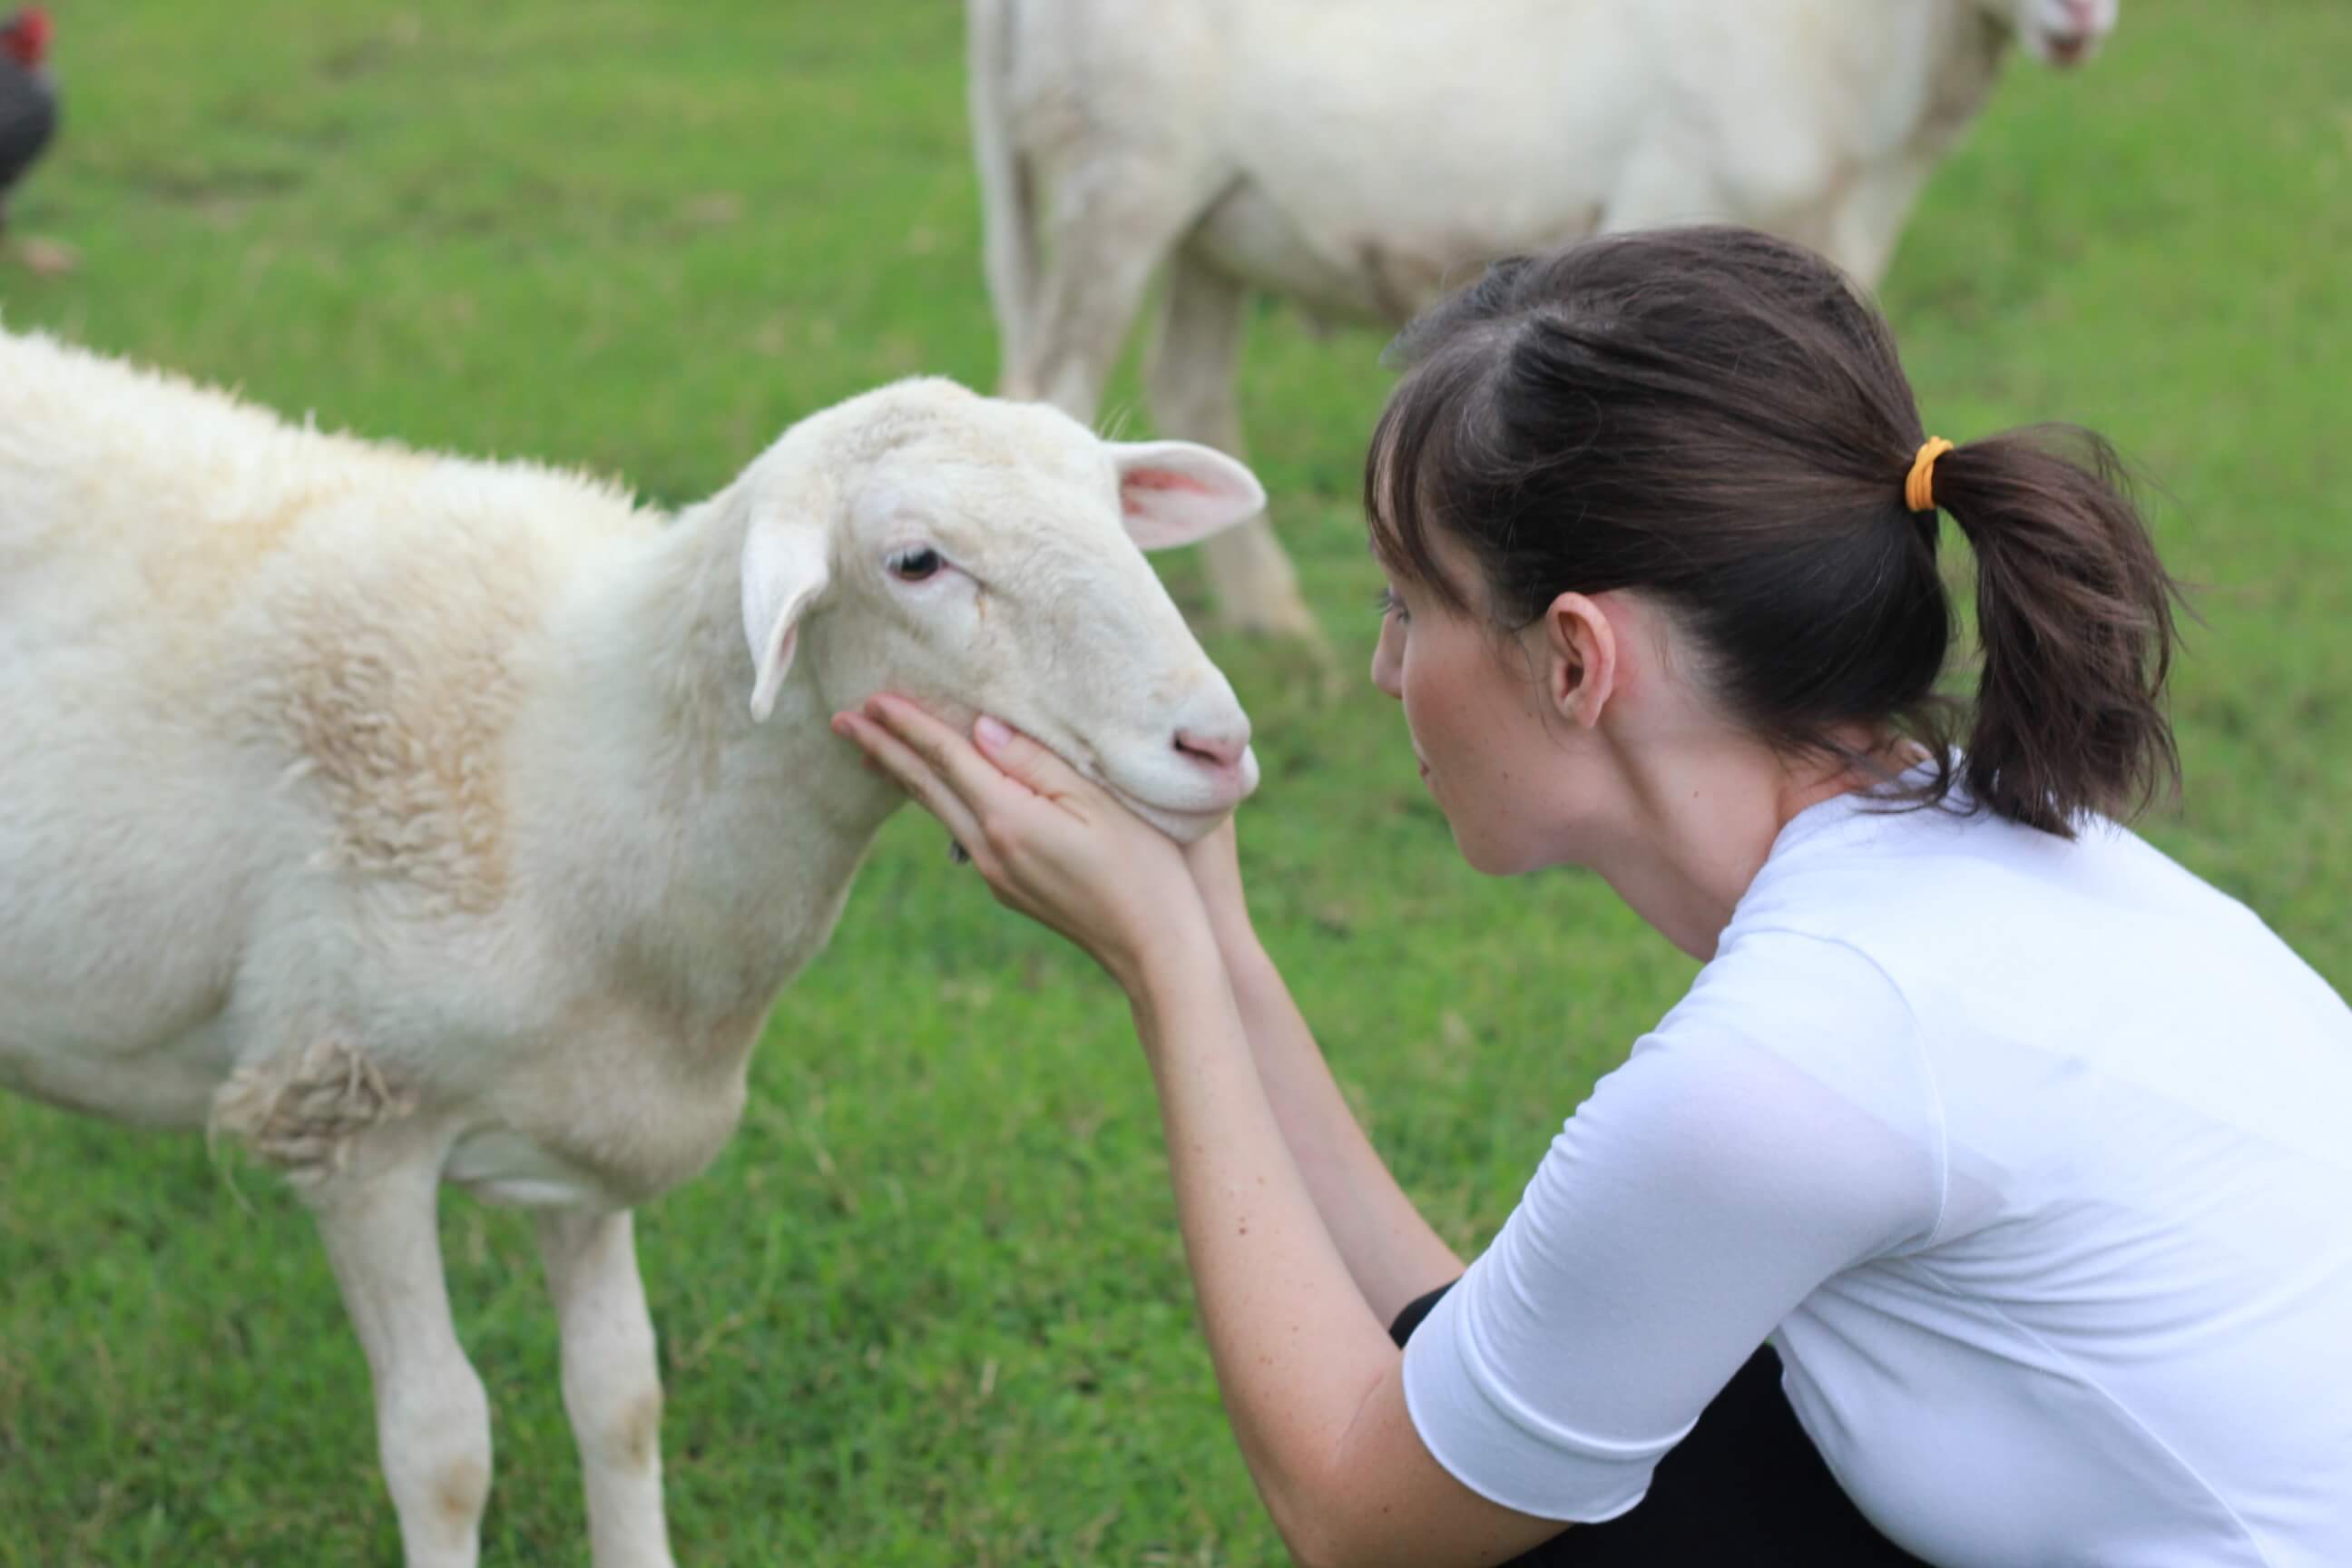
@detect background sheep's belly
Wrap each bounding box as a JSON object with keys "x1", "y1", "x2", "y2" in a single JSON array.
[
  {"x1": 1189, "y1": 180, "x2": 1400, "y2": 325},
  {"x1": 1190, "y1": 171, "x2": 1609, "y2": 328}
]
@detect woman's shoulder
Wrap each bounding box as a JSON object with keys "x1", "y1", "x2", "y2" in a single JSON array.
[
  {"x1": 1669, "y1": 925, "x2": 1932, "y2": 1114},
  {"x1": 1730, "y1": 787, "x2": 2242, "y2": 970},
  {"x1": 1720, "y1": 791, "x2": 2351, "y2": 1142}
]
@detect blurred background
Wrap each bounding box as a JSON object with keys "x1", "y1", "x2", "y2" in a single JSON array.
[{"x1": 0, "y1": 1, "x2": 2346, "y2": 1563}]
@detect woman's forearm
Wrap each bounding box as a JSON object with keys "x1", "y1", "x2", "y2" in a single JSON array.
[
  {"x1": 1211, "y1": 933, "x2": 1464, "y2": 1324},
  {"x1": 1128, "y1": 926, "x2": 1405, "y2": 1551}
]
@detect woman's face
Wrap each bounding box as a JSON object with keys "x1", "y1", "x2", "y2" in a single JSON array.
[{"x1": 1370, "y1": 561, "x2": 1597, "y2": 876}]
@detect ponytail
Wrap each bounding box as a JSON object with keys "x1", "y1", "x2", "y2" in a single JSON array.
[{"x1": 1932, "y1": 427, "x2": 2185, "y2": 837}]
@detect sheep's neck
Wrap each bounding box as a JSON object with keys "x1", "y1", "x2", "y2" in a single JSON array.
[{"x1": 548, "y1": 501, "x2": 906, "y2": 1063}]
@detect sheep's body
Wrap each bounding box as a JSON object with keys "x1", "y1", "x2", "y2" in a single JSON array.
[
  {"x1": 0, "y1": 328, "x2": 1265, "y2": 1567},
  {"x1": 0, "y1": 332, "x2": 808, "y2": 1205},
  {"x1": 971, "y1": 0, "x2": 2115, "y2": 639}
]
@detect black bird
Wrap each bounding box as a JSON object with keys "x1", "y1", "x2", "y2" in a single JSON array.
[{"x1": 0, "y1": 6, "x2": 69, "y2": 274}]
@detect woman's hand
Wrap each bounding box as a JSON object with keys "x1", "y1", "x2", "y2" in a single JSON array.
[{"x1": 831, "y1": 694, "x2": 1213, "y2": 995}]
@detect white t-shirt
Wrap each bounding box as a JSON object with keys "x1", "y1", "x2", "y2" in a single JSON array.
[{"x1": 1402, "y1": 784, "x2": 2352, "y2": 1567}]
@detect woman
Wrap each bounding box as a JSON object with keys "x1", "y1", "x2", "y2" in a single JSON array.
[{"x1": 834, "y1": 228, "x2": 2352, "y2": 1566}]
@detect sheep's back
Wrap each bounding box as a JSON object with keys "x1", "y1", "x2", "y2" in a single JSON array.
[
  {"x1": 0, "y1": 331, "x2": 659, "y2": 1067},
  {"x1": 0, "y1": 329, "x2": 647, "y2": 670}
]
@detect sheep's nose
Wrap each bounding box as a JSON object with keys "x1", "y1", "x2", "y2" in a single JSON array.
[
  {"x1": 2053, "y1": 0, "x2": 2104, "y2": 37},
  {"x1": 1173, "y1": 723, "x2": 1250, "y2": 771}
]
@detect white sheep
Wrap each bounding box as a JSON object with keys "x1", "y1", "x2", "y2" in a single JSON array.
[
  {"x1": 0, "y1": 328, "x2": 1267, "y2": 1568},
  {"x1": 969, "y1": 0, "x2": 2120, "y2": 640}
]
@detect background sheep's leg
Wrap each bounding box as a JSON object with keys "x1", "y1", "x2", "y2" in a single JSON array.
[
  {"x1": 312, "y1": 1160, "x2": 493, "y2": 1568},
  {"x1": 1819, "y1": 161, "x2": 1936, "y2": 291},
  {"x1": 536, "y1": 1209, "x2": 675, "y2": 1568},
  {"x1": 1020, "y1": 160, "x2": 1212, "y2": 420},
  {"x1": 1147, "y1": 247, "x2": 1326, "y2": 650}
]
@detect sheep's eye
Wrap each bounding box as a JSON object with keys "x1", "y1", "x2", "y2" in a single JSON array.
[{"x1": 888, "y1": 547, "x2": 943, "y2": 583}]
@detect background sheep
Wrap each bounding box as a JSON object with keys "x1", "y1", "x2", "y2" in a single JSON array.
[
  {"x1": 0, "y1": 328, "x2": 1265, "y2": 1568},
  {"x1": 970, "y1": 0, "x2": 2120, "y2": 645}
]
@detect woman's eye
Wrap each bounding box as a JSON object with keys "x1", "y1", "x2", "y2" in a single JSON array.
[
  {"x1": 888, "y1": 547, "x2": 944, "y2": 583},
  {"x1": 1374, "y1": 586, "x2": 1409, "y2": 623}
]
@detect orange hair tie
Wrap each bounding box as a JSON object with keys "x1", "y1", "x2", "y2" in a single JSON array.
[{"x1": 1906, "y1": 437, "x2": 1954, "y2": 514}]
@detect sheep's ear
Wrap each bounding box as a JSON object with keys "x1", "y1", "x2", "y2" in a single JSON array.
[
  {"x1": 740, "y1": 516, "x2": 833, "y2": 722},
  {"x1": 1106, "y1": 440, "x2": 1267, "y2": 551}
]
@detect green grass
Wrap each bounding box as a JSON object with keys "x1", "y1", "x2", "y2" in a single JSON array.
[{"x1": 2, "y1": 1, "x2": 2347, "y2": 1562}]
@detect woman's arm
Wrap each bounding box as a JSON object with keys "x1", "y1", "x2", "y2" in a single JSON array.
[
  {"x1": 1129, "y1": 911, "x2": 1568, "y2": 1568},
  {"x1": 1184, "y1": 824, "x2": 1465, "y2": 1324},
  {"x1": 835, "y1": 699, "x2": 1565, "y2": 1568}
]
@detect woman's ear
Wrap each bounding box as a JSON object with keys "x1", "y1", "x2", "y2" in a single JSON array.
[{"x1": 1543, "y1": 592, "x2": 1619, "y2": 728}]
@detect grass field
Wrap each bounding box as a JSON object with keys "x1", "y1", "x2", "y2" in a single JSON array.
[{"x1": 2, "y1": 2, "x2": 2347, "y2": 1563}]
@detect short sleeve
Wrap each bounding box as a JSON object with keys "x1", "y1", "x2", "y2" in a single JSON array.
[{"x1": 1400, "y1": 929, "x2": 1946, "y2": 1521}]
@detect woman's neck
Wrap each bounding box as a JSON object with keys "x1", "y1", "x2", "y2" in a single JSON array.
[{"x1": 1593, "y1": 738, "x2": 1894, "y2": 962}]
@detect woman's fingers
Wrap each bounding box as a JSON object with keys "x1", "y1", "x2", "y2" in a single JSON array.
[
  {"x1": 835, "y1": 694, "x2": 1210, "y2": 985},
  {"x1": 861, "y1": 695, "x2": 1042, "y2": 820},
  {"x1": 971, "y1": 713, "x2": 1093, "y2": 801},
  {"x1": 831, "y1": 710, "x2": 986, "y2": 857}
]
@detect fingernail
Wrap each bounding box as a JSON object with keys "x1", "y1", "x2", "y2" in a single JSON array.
[
  {"x1": 975, "y1": 714, "x2": 1013, "y2": 750},
  {"x1": 830, "y1": 714, "x2": 853, "y2": 737}
]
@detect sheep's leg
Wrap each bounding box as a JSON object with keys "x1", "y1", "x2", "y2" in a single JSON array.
[
  {"x1": 536, "y1": 1208, "x2": 675, "y2": 1568},
  {"x1": 312, "y1": 1159, "x2": 493, "y2": 1568},
  {"x1": 1147, "y1": 246, "x2": 1328, "y2": 651},
  {"x1": 1819, "y1": 160, "x2": 1936, "y2": 291},
  {"x1": 1020, "y1": 160, "x2": 1218, "y2": 419}
]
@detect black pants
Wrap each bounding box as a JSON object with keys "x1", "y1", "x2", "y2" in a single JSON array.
[{"x1": 1388, "y1": 1283, "x2": 1928, "y2": 1566}]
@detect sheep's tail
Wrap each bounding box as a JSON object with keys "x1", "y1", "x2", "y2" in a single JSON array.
[{"x1": 968, "y1": 0, "x2": 1039, "y2": 397}]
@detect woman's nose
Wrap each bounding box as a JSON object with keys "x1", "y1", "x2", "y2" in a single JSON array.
[{"x1": 1370, "y1": 626, "x2": 1404, "y2": 701}]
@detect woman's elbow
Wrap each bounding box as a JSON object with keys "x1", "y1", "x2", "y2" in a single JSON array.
[
  {"x1": 1272, "y1": 1514, "x2": 1355, "y2": 1568},
  {"x1": 1259, "y1": 1462, "x2": 1350, "y2": 1568},
  {"x1": 1262, "y1": 1465, "x2": 1387, "y2": 1568}
]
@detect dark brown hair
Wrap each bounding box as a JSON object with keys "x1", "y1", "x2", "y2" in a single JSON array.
[{"x1": 1365, "y1": 226, "x2": 2183, "y2": 837}]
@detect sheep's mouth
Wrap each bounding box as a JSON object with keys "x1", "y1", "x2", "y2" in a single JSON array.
[
  {"x1": 1092, "y1": 768, "x2": 1248, "y2": 842},
  {"x1": 2040, "y1": 29, "x2": 2095, "y2": 65},
  {"x1": 1108, "y1": 786, "x2": 1229, "y2": 826},
  {"x1": 1056, "y1": 735, "x2": 1248, "y2": 838}
]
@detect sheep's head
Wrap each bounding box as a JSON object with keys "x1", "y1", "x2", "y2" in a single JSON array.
[
  {"x1": 1987, "y1": 0, "x2": 2117, "y2": 68},
  {"x1": 730, "y1": 379, "x2": 1262, "y2": 841}
]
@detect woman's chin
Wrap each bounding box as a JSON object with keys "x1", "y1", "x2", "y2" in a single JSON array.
[
  {"x1": 1448, "y1": 825, "x2": 1516, "y2": 877},
  {"x1": 1449, "y1": 821, "x2": 1570, "y2": 878}
]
